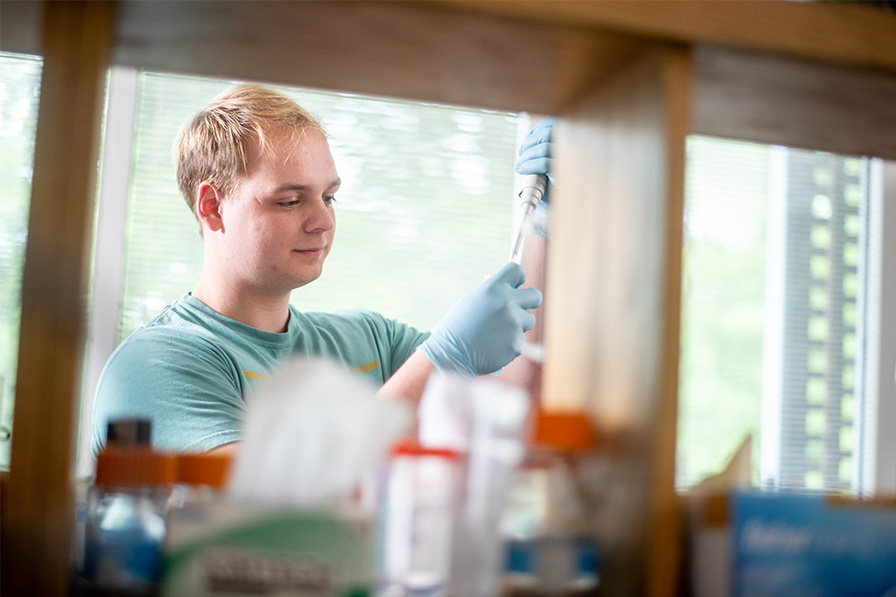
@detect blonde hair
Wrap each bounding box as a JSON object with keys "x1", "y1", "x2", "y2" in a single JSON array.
[{"x1": 175, "y1": 84, "x2": 326, "y2": 220}]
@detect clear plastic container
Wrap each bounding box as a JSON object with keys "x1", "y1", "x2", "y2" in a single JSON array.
[{"x1": 500, "y1": 411, "x2": 601, "y2": 597}]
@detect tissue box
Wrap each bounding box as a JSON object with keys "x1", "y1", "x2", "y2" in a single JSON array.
[
  {"x1": 160, "y1": 501, "x2": 374, "y2": 597},
  {"x1": 690, "y1": 491, "x2": 896, "y2": 597}
]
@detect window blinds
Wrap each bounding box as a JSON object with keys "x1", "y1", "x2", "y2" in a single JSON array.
[{"x1": 121, "y1": 72, "x2": 519, "y2": 341}]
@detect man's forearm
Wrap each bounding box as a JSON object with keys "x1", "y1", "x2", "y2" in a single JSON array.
[{"x1": 378, "y1": 349, "x2": 437, "y2": 406}]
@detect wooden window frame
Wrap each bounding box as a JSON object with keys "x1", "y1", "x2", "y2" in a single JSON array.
[{"x1": 2, "y1": 1, "x2": 895, "y2": 594}]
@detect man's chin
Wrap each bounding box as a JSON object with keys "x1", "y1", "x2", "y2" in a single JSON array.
[{"x1": 289, "y1": 270, "x2": 323, "y2": 291}]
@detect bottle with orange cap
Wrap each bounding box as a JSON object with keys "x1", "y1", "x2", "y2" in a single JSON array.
[
  {"x1": 79, "y1": 419, "x2": 177, "y2": 597},
  {"x1": 170, "y1": 451, "x2": 232, "y2": 509},
  {"x1": 499, "y1": 410, "x2": 602, "y2": 597}
]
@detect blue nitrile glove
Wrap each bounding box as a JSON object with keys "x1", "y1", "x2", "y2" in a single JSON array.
[
  {"x1": 514, "y1": 116, "x2": 555, "y2": 236},
  {"x1": 419, "y1": 261, "x2": 543, "y2": 377},
  {"x1": 515, "y1": 116, "x2": 555, "y2": 196}
]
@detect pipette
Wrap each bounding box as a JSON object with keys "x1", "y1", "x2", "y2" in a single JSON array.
[
  {"x1": 509, "y1": 173, "x2": 547, "y2": 264},
  {"x1": 507, "y1": 173, "x2": 548, "y2": 363}
]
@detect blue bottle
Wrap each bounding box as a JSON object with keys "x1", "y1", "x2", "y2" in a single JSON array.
[{"x1": 79, "y1": 421, "x2": 175, "y2": 596}]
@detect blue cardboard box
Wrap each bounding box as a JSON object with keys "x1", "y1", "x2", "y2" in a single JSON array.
[{"x1": 731, "y1": 491, "x2": 896, "y2": 597}]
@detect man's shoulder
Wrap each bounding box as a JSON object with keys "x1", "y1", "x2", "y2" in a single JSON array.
[
  {"x1": 116, "y1": 297, "x2": 222, "y2": 352},
  {"x1": 144, "y1": 293, "x2": 211, "y2": 327}
]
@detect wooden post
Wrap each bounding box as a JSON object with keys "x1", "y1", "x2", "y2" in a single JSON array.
[
  {"x1": 0, "y1": 2, "x2": 114, "y2": 595},
  {"x1": 543, "y1": 46, "x2": 690, "y2": 596}
]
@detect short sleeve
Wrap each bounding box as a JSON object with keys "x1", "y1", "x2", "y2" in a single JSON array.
[
  {"x1": 385, "y1": 318, "x2": 430, "y2": 377},
  {"x1": 91, "y1": 327, "x2": 246, "y2": 455}
]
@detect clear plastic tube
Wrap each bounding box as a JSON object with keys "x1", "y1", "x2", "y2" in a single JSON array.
[{"x1": 509, "y1": 201, "x2": 537, "y2": 265}]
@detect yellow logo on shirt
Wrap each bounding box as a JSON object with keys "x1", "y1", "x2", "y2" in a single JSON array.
[
  {"x1": 351, "y1": 360, "x2": 380, "y2": 373},
  {"x1": 242, "y1": 370, "x2": 270, "y2": 381},
  {"x1": 243, "y1": 360, "x2": 379, "y2": 381}
]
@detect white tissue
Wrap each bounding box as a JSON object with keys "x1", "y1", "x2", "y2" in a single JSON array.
[{"x1": 227, "y1": 357, "x2": 412, "y2": 507}]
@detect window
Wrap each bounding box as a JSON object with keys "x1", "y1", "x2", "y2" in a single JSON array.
[
  {"x1": 0, "y1": 51, "x2": 42, "y2": 467},
  {"x1": 119, "y1": 72, "x2": 520, "y2": 338},
  {"x1": 3, "y1": 53, "x2": 891, "y2": 493},
  {"x1": 677, "y1": 136, "x2": 884, "y2": 494},
  {"x1": 765, "y1": 150, "x2": 871, "y2": 492},
  {"x1": 78, "y1": 68, "x2": 524, "y2": 472}
]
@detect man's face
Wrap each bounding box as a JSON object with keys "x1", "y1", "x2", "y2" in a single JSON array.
[{"x1": 217, "y1": 129, "x2": 340, "y2": 296}]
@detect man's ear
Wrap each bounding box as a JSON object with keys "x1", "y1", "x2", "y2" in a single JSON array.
[{"x1": 196, "y1": 181, "x2": 224, "y2": 233}]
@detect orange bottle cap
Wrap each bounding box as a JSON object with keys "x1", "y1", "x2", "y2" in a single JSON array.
[
  {"x1": 390, "y1": 439, "x2": 460, "y2": 460},
  {"x1": 95, "y1": 447, "x2": 177, "y2": 487},
  {"x1": 176, "y1": 453, "x2": 233, "y2": 488},
  {"x1": 532, "y1": 410, "x2": 597, "y2": 452}
]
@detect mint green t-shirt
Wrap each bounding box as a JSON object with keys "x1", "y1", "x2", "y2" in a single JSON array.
[{"x1": 91, "y1": 294, "x2": 429, "y2": 454}]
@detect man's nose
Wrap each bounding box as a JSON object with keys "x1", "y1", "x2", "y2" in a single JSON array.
[{"x1": 305, "y1": 197, "x2": 334, "y2": 232}]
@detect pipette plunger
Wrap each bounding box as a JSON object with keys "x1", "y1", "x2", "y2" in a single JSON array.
[{"x1": 509, "y1": 173, "x2": 547, "y2": 264}]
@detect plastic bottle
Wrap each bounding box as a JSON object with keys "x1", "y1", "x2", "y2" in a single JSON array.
[
  {"x1": 500, "y1": 411, "x2": 601, "y2": 597},
  {"x1": 80, "y1": 442, "x2": 176, "y2": 596},
  {"x1": 156, "y1": 452, "x2": 233, "y2": 596},
  {"x1": 378, "y1": 440, "x2": 461, "y2": 597},
  {"x1": 171, "y1": 451, "x2": 232, "y2": 508}
]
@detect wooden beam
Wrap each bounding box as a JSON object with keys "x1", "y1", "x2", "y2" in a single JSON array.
[
  {"x1": 6, "y1": 1, "x2": 896, "y2": 77},
  {"x1": 0, "y1": 2, "x2": 114, "y2": 595},
  {"x1": 447, "y1": 0, "x2": 896, "y2": 74},
  {"x1": 106, "y1": 0, "x2": 650, "y2": 115},
  {"x1": 693, "y1": 45, "x2": 896, "y2": 160},
  {"x1": 543, "y1": 45, "x2": 689, "y2": 595}
]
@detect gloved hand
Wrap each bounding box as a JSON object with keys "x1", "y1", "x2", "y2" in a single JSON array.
[
  {"x1": 514, "y1": 116, "x2": 554, "y2": 236},
  {"x1": 515, "y1": 116, "x2": 555, "y2": 200},
  {"x1": 418, "y1": 261, "x2": 543, "y2": 377}
]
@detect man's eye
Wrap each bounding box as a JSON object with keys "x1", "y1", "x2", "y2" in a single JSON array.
[
  {"x1": 324, "y1": 196, "x2": 337, "y2": 205},
  {"x1": 279, "y1": 200, "x2": 300, "y2": 208}
]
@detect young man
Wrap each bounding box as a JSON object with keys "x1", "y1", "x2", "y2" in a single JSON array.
[{"x1": 91, "y1": 85, "x2": 551, "y2": 455}]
